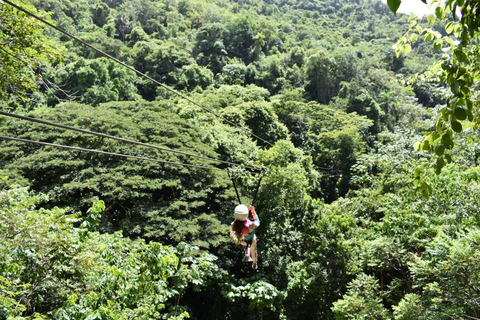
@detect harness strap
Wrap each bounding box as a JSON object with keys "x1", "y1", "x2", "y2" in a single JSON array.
[
  {"x1": 251, "y1": 168, "x2": 265, "y2": 207},
  {"x1": 227, "y1": 168, "x2": 242, "y2": 204},
  {"x1": 228, "y1": 167, "x2": 265, "y2": 207}
]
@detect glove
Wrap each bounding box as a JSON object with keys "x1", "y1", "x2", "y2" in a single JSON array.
[{"x1": 249, "y1": 205, "x2": 258, "y2": 220}]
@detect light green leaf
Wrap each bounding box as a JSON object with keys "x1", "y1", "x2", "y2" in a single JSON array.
[
  {"x1": 402, "y1": 44, "x2": 412, "y2": 55},
  {"x1": 421, "y1": 185, "x2": 431, "y2": 198},
  {"x1": 435, "y1": 6, "x2": 444, "y2": 19},
  {"x1": 414, "y1": 167, "x2": 422, "y2": 177},
  {"x1": 427, "y1": 14, "x2": 436, "y2": 26},
  {"x1": 445, "y1": 21, "x2": 454, "y2": 34},
  {"x1": 424, "y1": 32, "x2": 434, "y2": 42},
  {"x1": 433, "y1": 39, "x2": 443, "y2": 50},
  {"x1": 413, "y1": 178, "x2": 421, "y2": 187}
]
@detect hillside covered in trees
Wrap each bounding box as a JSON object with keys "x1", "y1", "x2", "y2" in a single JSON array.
[{"x1": 1, "y1": 0, "x2": 480, "y2": 319}]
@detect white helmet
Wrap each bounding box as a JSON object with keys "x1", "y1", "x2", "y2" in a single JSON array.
[{"x1": 234, "y1": 204, "x2": 249, "y2": 221}]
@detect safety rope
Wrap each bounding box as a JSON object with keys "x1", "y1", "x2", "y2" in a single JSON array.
[
  {"x1": 250, "y1": 168, "x2": 265, "y2": 207},
  {"x1": 227, "y1": 167, "x2": 265, "y2": 205},
  {"x1": 227, "y1": 168, "x2": 242, "y2": 203}
]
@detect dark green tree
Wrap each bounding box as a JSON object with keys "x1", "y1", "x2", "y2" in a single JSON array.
[{"x1": 0, "y1": 101, "x2": 232, "y2": 249}]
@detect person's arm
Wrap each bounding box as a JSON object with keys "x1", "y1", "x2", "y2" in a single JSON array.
[{"x1": 250, "y1": 205, "x2": 260, "y2": 227}]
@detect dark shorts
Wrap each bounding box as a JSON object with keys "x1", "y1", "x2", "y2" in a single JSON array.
[{"x1": 243, "y1": 232, "x2": 255, "y2": 245}]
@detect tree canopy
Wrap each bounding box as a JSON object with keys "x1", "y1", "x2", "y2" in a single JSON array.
[
  {"x1": 389, "y1": 0, "x2": 480, "y2": 195},
  {"x1": 1, "y1": 0, "x2": 480, "y2": 318}
]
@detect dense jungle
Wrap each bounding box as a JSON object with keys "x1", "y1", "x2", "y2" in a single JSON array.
[{"x1": 1, "y1": 0, "x2": 480, "y2": 318}]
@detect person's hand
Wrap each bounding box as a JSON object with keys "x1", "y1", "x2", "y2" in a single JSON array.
[{"x1": 249, "y1": 205, "x2": 258, "y2": 220}]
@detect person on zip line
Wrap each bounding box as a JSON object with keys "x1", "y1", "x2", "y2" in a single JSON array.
[{"x1": 230, "y1": 204, "x2": 260, "y2": 270}]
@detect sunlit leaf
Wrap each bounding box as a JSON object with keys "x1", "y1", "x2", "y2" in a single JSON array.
[
  {"x1": 445, "y1": 21, "x2": 455, "y2": 34},
  {"x1": 414, "y1": 167, "x2": 422, "y2": 177},
  {"x1": 435, "y1": 6, "x2": 444, "y2": 19},
  {"x1": 424, "y1": 32, "x2": 434, "y2": 42}
]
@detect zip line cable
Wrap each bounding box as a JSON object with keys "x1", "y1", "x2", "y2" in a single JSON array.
[
  {"x1": 0, "y1": 45, "x2": 262, "y2": 173},
  {"x1": 0, "y1": 135, "x2": 226, "y2": 172},
  {"x1": 3, "y1": 0, "x2": 274, "y2": 147},
  {"x1": 0, "y1": 110, "x2": 263, "y2": 173},
  {"x1": 0, "y1": 42, "x2": 260, "y2": 171}
]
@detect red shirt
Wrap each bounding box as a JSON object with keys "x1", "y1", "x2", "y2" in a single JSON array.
[{"x1": 242, "y1": 219, "x2": 254, "y2": 236}]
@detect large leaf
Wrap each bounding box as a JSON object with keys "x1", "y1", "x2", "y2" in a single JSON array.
[{"x1": 387, "y1": 0, "x2": 402, "y2": 14}]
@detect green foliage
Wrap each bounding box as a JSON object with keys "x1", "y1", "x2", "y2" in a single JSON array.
[
  {"x1": 224, "y1": 15, "x2": 255, "y2": 64},
  {"x1": 332, "y1": 273, "x2": 390, "y2": 320},
  {"x1": 342, "y1": 151, "x2": 480, "y2": 319},
  {"x1": 223, "y1": 279, "x2": 281, "y2": 315},
  {"x1": 194, "y1": 23, "x2": 229, "y2": 73},
  {"x1": 258, "y1": 140, "x2": 318, "y2": 213},
  {"x1": 392, "y1": 293, "x2": 424, "y2": 320},
  {"x1": 51, "y1": 57, "x2": 141, "y2": 105},
  {"x1": 0, "y1": 274, "x2": 28, "y2": 319},
  {"x1": 177, "y1": 63, "x2": 214, "y2": 91},
  {"x1": 0, "y1": 187, "x2": 218, "y2": 319},
  {"x1": 0, "y1": 0, "x2": 61, "y2": 104},
  {"x1": 304, "y1": 50, "x2": 351, "y2": 104},
  {"x1": 231, "y1": 101, "x2": 289, "y2": 147},
  {"x1": 0, "y1": 101, "x2": 232, "y2": 248},
  {"x1": 350, "y1": 130, "x2": 424, "y2": 192},
  {"x1": 392, "y1": 0, "x2": 480, "y2": 195},
  {"x1": 131, "y1": 39, "x2": 194, "y2": 88},
  {"x1": 9, "y1": 0, "x2": 419, "y2": 114},
  {"x1": 408, "y1": 229, "x2": 480, "y2": 319},
  {"x1": 280, "y1": 199, "x2": 359, "y2": 320},
  {"x1": 80, "y1": 199, "x2": 104, "y2": 234},
  {"x1": 4, "y1": 0, "x2": 480, "y2": 319},
  {"x1": 249, "y1": 54, "x2": 290, "y2": 94}
]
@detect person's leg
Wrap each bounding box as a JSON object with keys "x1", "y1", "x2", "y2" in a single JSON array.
[
  {"x1": 242, "y1": 241, "x2": 253, "y2": 262},
  {"x1": 241, "y1": 241, "x2": 249, "y2": 256},
  {"x1": 251, "y1": 236, "x2": 258, "y2": 269},
  {"x1": 245, "y1": 245, "x2": 251, "y2": 259}
]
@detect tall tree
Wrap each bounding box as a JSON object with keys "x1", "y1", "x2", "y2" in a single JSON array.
[{"x1": 0, "y1": 0, "x2": 60, "y2": 105}]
